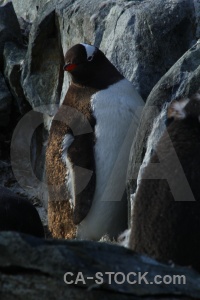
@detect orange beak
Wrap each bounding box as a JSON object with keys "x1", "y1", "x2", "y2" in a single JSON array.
[{"x1": 63, "y1": 63, "x2": 77, "y2": 72}]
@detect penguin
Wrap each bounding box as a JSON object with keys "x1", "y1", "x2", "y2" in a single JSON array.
[
  {"x1": 46, "y1": 43, "x2": 144, "y2": 240},
  {"x1": 0, "y1": 187, "x2": 44, "y2": 238},
  {"x1": 129, "y1": 92, "x2": 200, "y2": 272}
]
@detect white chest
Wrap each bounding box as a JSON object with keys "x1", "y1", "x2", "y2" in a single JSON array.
[{"x1": 77, "y1": 78, "x2": 144, "y2": 240}]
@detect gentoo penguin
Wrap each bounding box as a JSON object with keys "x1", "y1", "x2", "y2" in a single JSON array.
[
  {"x1": 46, "y1": 43, "x2": 144, "y2": 240},
  {"x1": 0, "y1": 187, "x2": 44, "y2": 238},
  {"x1": 129, "y1": 92, "x2": 200, "y2": 271}
]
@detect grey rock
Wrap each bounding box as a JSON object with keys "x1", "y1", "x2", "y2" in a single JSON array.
[
  {"x1": 4, "y1": 0, "x2": 200, "y2": 109},
  {"x1": 21, "y1": 0, "x2": 64, "y2": 114},
  {"x1": 0, "y1": 1, "x2": 23, "y2": 70},
  {"x1": 127, "y1": 40, "x2": 200, "y2": 196},
  {"x1": 2, "y1": 0, "x2": 200, "y2": 106},
  {"x1": 0, "y1": 0, "x2": 50, "y2": 22},
  {"x1": 57, "y1": 0, "x2": 198, "y2": 100},
  {"x1": 0, "y1": 73, "x2": 12, "y2": 127},
  {"x1": 17, "y1": 17, "x2": 32, "y2": 44},
  {"x1": 3, "y1": 42, "x2": 31, "y2": 115},
  {"x1": 194, "y1": 0, "x2": 200, "y2": 39},
  {"x1": 0, "y1": 231, "x2": 200, "y2": 299},
  {"x1": 130, "y1": 0, "x2": 196, "y2": 99}
]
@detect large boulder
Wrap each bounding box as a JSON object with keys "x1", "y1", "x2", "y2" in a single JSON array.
[
  {"x1": 0, "y1": 2, "x2": 23, "y2": 70},
  {"x1": 1, "y1": 231, "x2": 200, "y2": 299},
  {"x1": 0, "y1": 0, "x2": 50, "y2": 22},
  {"x1": 3, "y1": 42, "x2": 31, "y2": 115},
  {"x1": 56, "y1": 0, "x2": 197, "y2": 100},
  {"x1": 0, "y1": 73, "x2": 12, "y2": 128},
  {"x1": 10, "y1": 0, "x2": 197, "y2": 109},
  {"x1": 99, "y1": 0, "x2": 196, "y2": 99},
  {"x1": 21, "y1": 1, "x2": 64, "y2": 113},
  {"x1": 1, "y1": 0, "x2": 199, "y2": 107},
  {"x1": 0, "y1": 73, "x2": 13, "y2": 160}
]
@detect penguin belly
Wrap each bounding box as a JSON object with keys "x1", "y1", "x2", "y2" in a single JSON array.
[{"x1": 77, "y1": 79, "x2": 143, "y2": 240}]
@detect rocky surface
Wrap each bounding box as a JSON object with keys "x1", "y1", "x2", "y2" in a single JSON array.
[
  {"x1": 0, "y1": 0, "x2": 200, "y2": 296},
  {"x1": 57, "y1": 0, "x2": 197, "y2": 100},
  {"x1": 4, "y1": 42, "x2": 30, "y2": 115},
  {"x1": 0, "y1": 1, "x2": 23, "y2": 70},
  {"x1": 0, "y1": 73, "x2": 12, "y2": 129},
  {"x1": 21, "y1": 1, "x2": 64, "y2": 111},
  {"x1": 1, "y1": 231, "x2": 200, "y2": 299}
]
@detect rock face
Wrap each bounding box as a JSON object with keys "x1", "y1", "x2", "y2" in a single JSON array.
[
  {"x1": 0, "y1": 1, "x2": 23, "y2": 70},
  {"x1": 0, "y1": 73, "x2": 14, "y2": 161},
  {"x1": 56, "y1": 0, "x2": 197, "y2": 100},
  {"x1": 1, "y1": 231, "x2": 200, "y2": 299},
  {"x1": 0, "y1": 73, "x2": 12, "y2": 128},
  {"x1": 4, "y1": 42, "x2": 30, "y2": 115},
  {"x1": 21, "y1": 1, "x2": 64, "y2": 111}
]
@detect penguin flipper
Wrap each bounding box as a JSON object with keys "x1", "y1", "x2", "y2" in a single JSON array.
[
  {"x1": 73, "y1": 168, "x2": 96, "y2": 224},
  {"x1": 67, "y1": 133, "x2": 96, "y2": 225}
]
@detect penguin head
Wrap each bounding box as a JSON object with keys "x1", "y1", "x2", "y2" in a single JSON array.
[
  {"x1": 167, "y1": 92, "x2": 200, "y2": 123},
  {"x1": 64, "y1": 43, "x2": 97, "y2": 72},
  {"x1": 63, "y1": 43, "x2": 123, "y2": 88}
]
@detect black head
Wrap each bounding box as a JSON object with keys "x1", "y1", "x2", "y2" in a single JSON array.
[{"x1": 64, "y1": 43, "x2": 123, "y2": 89}]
